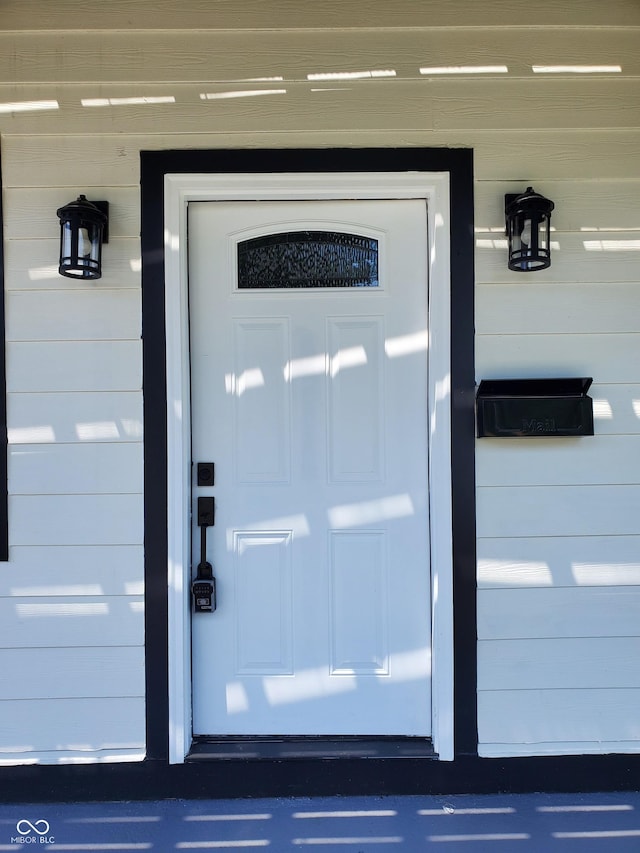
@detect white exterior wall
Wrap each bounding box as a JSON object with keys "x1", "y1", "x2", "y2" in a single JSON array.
[{"x1": 0, "y1": 0, "x2": 639, "y2": 763}]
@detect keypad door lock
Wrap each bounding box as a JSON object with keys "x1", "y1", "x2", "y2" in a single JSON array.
[{"x1": 192, "y1": 574, "x2": 216, "y2": 613}]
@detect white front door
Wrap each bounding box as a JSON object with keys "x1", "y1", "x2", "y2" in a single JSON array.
[{"x1": 189, "y1": 198, "x2": 431, "y2": 736}]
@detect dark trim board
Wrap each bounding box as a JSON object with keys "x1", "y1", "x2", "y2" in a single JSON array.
[
  {"x1": 187, "y1": 737, "x2": 437, "y2": 761},
  {"x1": 140, "y1": 146, "x2": 479, "y2": 770},
  {"x1": 145, "y1": 147, "x2": 479, "y2": 789},
  {"x1": 2, "y1": 754, "x2": 640, "y2": 804}
]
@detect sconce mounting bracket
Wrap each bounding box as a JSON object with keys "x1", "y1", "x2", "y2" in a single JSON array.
[{"x1": 91, "y1": 201, "x2": 109, "y2": 243}]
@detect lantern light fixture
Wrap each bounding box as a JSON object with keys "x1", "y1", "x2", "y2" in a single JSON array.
[
  {"x1": 505, "y1": 187, "x2": 554, "y2": 272},
  {"x1": 57, "y1": 195, "x2": 109, "y2": 280}
]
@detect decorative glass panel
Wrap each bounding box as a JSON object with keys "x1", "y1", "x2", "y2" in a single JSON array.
[{"x1": 237, "y1": 231, "x2": 378, "y2": 289}]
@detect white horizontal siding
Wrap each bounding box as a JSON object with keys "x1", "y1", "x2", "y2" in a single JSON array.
[
  {"x1": 0, "y1": 40, "x2": 146, "y2": 764},
  {"x1": 3, "y1": 131, "x2": 640, "y2": 187},
  {"x1": 0, "y1": 646, "x2": 144, "y2": 700},
  {"x1": 589, "y1": 386, "x2": 640, "y2": 436},
  {"x1": 475, "y1": 181, "x2": 640, "y2": 233},
  {"x1": 10, "y1": 495, "x2": 143, "y2": 546},
  {"x1": 0, "y1": 79, "x2": 638, "y2": 136},
  {"x1": 0, "y1": 749, "x2": 144, "y2": 766},
  {"x1": 0, "y1": 0, "x2": 638, "y2": 764},
  {"x1": 0, "y1": 596, "x2": 144, "y2": 648},
  {"x1": 477, "y1": 334, "x2": 640, "y2": 383},
  {"x1": 471, "y1": 130, "x2": 640, "y2": 181},
  {"x1": 479, "y1": 638, "x2": 640, "y2": 691},
  {"x1": 8, "y1": 443, "x2": 142, "y2": 494},
  {"x1": 7, "y1": 341, "x2": 142, "y2": 392},
  {"x1": 476, "y1": 233, "x2": 640, "y2": 284},
  {"x1": 2, "y1": 29, "x2": 640, "y2": 85},
  {"x1": 478, "y1": 485, "x2": 640, "y2": 538},
  {"x1": 477, "y1": 436, "x2": 640, "y2": 487},
  {"x1": 3, "y1": 187, "x2": 139, "y2": 240},
  {"x1": 478, "y1": 536, "x2": 640, "y2": 588},
  {"x1": 480, "y1": 741, "x2": 640, "y2": 759},
  {"x1": 476, "y1": 196, "x2": 640, "y2": 760},
  {"x1": 5, "y1": 239, "x2": 140, "y2": 290},
  {"x1": 468, "y1": 11, "x2": 640, "y2": 760},
  {"x1": 6, "y1": 290, "x2": 141, "y2": 341},
  {"x1": 477, "y1": 284, "x2": 640, "y2": 335},
  {"x1": 0, "y1": 698, "x2": 145, "y2": 757},
  {"x1": 8, "y1": 391, "x2": 142, "y2": 444},
  {"x1": 479, "y1": 690, "x2": 640, "y2": 756},
  {"x1": 0, "y1": 546, "x2": 143, "y2": 596},
  {"x1": 478, "y1": 587, "x2": 640, "y2": 640},
  {"x1": 2, "y1": 0, "x2": 639, "y2": 29}
]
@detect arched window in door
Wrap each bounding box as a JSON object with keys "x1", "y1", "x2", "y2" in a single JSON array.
[{"x1": 237, "y1": 231, "x2": 378, "y2": 289}]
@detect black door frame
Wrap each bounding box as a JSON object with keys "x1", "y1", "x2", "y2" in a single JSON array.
[{"x1": 140, "y1": 147, "x2": 478, "y2": 765}]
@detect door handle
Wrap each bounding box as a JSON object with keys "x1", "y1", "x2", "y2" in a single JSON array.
[{"x1": 193, "y1": 496, "x2": 216, "y2": 613}]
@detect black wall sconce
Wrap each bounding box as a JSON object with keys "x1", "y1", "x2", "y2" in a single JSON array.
[
  {"x1": 505, "y1": 187, "x2": 554, "y2": 272},
  {"x1": 57, "y1": 195, "x2": 109, "y2": 280}
]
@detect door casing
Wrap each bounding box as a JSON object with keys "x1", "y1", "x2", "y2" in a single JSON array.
[{"x1": 164, "y1": 170, "x2": 454, "y2": 763}]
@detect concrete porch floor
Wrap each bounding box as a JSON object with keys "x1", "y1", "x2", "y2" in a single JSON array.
[{"x1": 2, "y1": 792, "x2": 640, "y2": 851}]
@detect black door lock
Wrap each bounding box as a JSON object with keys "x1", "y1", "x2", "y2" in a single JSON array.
[
  {"x1": 193, "y1": 495, "x2": 217, "y2": 613},
  {"x1": 197, "y1": 462, "x2": 215, "y2": 487},
  {"x1": 193, "y1": 572, "x2": 216, "y2": 613},
  {"x1": 197, "y1": 496, "x2": 215, "y2": 527}
]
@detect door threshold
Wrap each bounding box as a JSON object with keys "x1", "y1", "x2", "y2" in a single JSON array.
[{"x1": 187, "y1": 736, "x2": 436, "y2": 762}]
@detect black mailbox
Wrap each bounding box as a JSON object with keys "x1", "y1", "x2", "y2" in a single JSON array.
[{"x1": 476, "y1": 378, "x2": 594, "y2": 438}]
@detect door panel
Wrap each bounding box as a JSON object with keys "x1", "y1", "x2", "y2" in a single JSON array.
[{"x1": 189, "y1": 199, "x2": 431, "y2": 736}]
